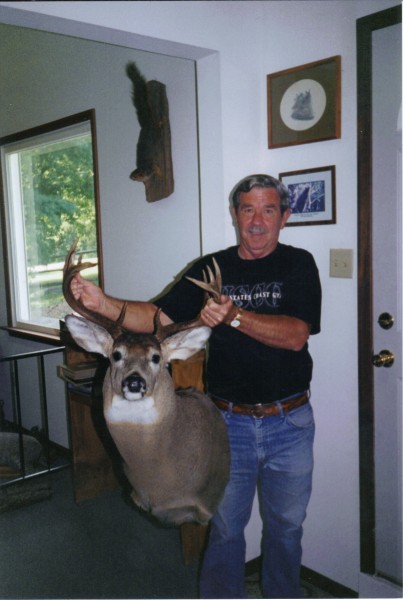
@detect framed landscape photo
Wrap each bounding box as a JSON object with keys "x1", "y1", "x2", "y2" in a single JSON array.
[
  {"x1": 267, "y1": 56, "x2": 341, "y2": 148},
  {"x1": 279, "y1": 165, "x2": 336, "y2": 226}
]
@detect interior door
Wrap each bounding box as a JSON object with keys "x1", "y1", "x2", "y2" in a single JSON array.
[
  {"x1": 372, "y1": 21, "x2": 402, "y2": 585},
  {"x1": 357, "y1": 5, "x2": 402, "y2": 597}
]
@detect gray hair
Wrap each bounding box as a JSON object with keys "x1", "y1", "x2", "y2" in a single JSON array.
[{"x1": 230, "y1": 174, "x2": 290, "y2": 214}]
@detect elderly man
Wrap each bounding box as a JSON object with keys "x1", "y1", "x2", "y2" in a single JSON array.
[{"x1": 71, "y1": 174, "x2": 322, "y2": 598}]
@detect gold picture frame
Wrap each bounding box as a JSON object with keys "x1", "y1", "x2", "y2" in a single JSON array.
[{"x1": 267, "y1": 56, "x2": 341, "y2": 148}]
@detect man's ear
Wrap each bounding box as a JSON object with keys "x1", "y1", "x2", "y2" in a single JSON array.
[{"x1": 281, "y1": 208, "x2": 291, "y2": 229}]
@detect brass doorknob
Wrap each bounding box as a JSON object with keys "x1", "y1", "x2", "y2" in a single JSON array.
[{"x1": 372, "y1": 349, "x2": 395, "y2": 368}]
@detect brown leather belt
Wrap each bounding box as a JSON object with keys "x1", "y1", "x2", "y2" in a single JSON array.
[{"x1": 211, "y1": 392, "x2": 309, "y2": 418}]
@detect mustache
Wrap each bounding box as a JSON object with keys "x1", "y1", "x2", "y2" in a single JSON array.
[{"x1": 247, "y1": 226, "x2": 268, "y2": 235}]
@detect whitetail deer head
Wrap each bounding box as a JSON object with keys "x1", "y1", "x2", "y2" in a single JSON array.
[{"x1": 62, "y1": 241, "x2": 229, "y2": 525}]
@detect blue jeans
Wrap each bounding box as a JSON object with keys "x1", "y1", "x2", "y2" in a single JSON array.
[{"x1": 200, "y1": 398, "x2": 315, "y2": 599}]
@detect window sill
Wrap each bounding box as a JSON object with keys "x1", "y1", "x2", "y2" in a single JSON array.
[{"x1": 2, "y1": 326, "x2": 63, "y2": 346}]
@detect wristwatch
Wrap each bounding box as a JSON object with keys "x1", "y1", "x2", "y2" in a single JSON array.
[{"x1": 230, "y1": 307, "x2": 244, "y2": 328}]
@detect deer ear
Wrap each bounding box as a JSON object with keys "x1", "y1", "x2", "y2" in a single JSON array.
[
  {"x1": 65, "y1": 315, "x2": 114, "y2": 357},
  {"x1": 161, "y1": 326, "x2": 211, "y2": 363}
]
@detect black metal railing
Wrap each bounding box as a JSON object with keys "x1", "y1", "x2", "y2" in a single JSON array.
[{"x1": 0, "y1": 346, "x2": 69, "y2": 487}]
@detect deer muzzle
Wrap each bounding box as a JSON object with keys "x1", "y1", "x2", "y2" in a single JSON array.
[{"x1": 122, "y1": 373, "x2": 147, "y2": 400}]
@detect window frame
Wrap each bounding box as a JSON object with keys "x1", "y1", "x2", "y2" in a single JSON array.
[{"x1": 0, "y1": 110, "x2": 104, "y2": 343}]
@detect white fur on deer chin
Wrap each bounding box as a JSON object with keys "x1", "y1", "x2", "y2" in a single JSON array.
[{"x1": 105, "y1": 395, "x2": 159, "y2": 425}]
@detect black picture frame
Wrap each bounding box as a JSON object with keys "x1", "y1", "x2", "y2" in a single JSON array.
[{"x1": 279, "y1": 165, "x2": 336, "y2": 226}]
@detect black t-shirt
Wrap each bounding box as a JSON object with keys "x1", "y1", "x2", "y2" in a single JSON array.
[{"x1": 155, "y1": 243, "x2": 321, "y2": 404}]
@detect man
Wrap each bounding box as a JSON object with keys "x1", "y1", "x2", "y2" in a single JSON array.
[{"x1": 71, "y1": 174, "x2": 321, "y2": 599}]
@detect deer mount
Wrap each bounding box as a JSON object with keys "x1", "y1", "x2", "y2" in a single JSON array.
[
  {"x1": 62, "y1": 241, "x2": 229, "y2": 526},
  {"x1": 126, "y1": 61, "x2": 174, "y2": 202}
]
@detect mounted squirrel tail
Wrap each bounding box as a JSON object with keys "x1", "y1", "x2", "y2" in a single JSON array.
[{"x1": 126, "y1": 61, "x2": 151, "y2": 128}]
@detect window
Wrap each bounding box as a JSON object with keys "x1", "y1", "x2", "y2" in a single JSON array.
[{"x1": 0, "y1": 111, "x2": 102, "y2": 338}]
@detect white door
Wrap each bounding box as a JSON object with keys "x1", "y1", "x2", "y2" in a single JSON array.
[
  {"x1": 372, "y1": 22, "x2": 402, "y2": 587},
  {"x1": 357, "y1": 7, "x2": 402, "y2": 598}
]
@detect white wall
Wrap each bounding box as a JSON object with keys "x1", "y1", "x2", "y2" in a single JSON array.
[
  {"x1": 0, "y1": 20, "x2": 200, "y2": 445},
  {"x1": 0, "y1": 0, "x2": 398, "y2": 592},
  {"x1": 0, "y1": 23, "x2": 201, "y2": 300}
]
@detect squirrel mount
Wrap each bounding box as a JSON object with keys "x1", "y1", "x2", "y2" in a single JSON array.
[{"x1": 126, "y1": 61, "x2": 174, "y2": 202}]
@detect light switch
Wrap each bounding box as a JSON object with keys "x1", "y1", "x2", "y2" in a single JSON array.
[{"x1": 330, "y1": 249, "x2": 353, "y2": 278}]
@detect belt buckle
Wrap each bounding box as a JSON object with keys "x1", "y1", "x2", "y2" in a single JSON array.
[{"x1": 252, "y1": 404, "x2": 265, "y2": 419}]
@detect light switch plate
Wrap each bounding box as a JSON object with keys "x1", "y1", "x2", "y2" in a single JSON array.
[{"x1": 330, "y1": 249, "x2": 353, "y2": 278}]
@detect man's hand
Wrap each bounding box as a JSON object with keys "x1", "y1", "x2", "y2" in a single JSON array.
[
  {"x1": 200, "y1": 293, "x2": 310, "y2": 351},
  {"x1": 200, "y1": 295, "x2": 234, "y2": 327},
  {"x1": 70, "y1": 273, "x2": 106, "y2": 313}
]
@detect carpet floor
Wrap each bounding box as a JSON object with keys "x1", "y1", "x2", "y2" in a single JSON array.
[
  {"x1": 1, "y1": 468, "x2": 199, "y2": 599},
  {"x1": 0, "y1": 468, "x2": 334, "y2": 599}
]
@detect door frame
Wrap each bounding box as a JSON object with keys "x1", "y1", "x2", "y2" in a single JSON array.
[{"x1": 357, "y1": 3, "x2": 402, "y2": 580}]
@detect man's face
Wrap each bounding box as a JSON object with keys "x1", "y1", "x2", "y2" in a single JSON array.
[{"x1": 232, "y1": 187, "x2": 291, "y2": 260}]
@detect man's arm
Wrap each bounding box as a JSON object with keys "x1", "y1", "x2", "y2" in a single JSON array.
[
  {"x1": 200, "y1": 296, "x2": 310, "y2": 351},
  {"x1": 70, "y1": 273, "x2": 173, "y2": 333}
]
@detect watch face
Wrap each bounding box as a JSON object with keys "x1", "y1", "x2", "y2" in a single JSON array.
[{"x1": 231, "y1": 318, "x2": 241, "y2": 328}]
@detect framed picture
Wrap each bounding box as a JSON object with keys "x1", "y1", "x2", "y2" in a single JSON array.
[
  {"x1": 267, "y1": 56, "x2": 341, "y2": 148},
  {"x1": 279, "y1": 166, "x2": 336, "y2": 226}
]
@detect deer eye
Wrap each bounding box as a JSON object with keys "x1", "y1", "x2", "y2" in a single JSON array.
[
  {"x1": 112, "y1": 350, "x2": 122, "y2": 362},
  {"x1": 151, "y1": 353, "x2": 160, "y2": 364}
]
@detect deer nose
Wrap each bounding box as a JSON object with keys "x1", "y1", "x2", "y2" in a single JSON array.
[{"x1": 122, "y1": 373, "x2": 147, "y2": 399}]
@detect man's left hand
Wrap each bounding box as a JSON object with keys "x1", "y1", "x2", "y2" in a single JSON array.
[{"x1": 200, "y1": 295, "x2": 233, "y2": 327}]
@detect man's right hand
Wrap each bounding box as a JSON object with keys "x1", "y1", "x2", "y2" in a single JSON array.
[
  {"x1": 70, "y1": 274, "x2": 164, "y2": 332},
  {"x1": 70, "y1": 273, "x2": 105, "y2": 313}
]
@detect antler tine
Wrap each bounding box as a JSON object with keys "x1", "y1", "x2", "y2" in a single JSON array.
[
  {"x1": 63, "y1": 239, "x2": 95, "y2": 282},
  {"x1": 154, "y1": 258, "x2": 223, "y2": 343},
  {"x1": 62, "y1": 239, "x2": 126, "y2": 337},
  {"x1": 212, "y1": 257, "x2": 222, "y2": 294},
  {"x1": 185, "y1": 257, "x2": 222, "y2": 303},
  {"x1": 153, "y1": 308, "x2": 204, "y2": 344},
  {"x1": 202, "y1": 269, "x2": 209, "y2": 304}
]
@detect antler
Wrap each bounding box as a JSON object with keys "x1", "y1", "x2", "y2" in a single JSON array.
[
  {"x1": 186, "y1": 257, "x2": 222, "y2": 303},
  {"x1": 63, "y1": 239, "x2": 127, "y2": 337},
  {"x1": 153, "y1": 309, "x2": 203, "y2": 343},
  {"x1": 64, "y1": 240, "x2": 222, "y2": 344},
  {"x1": 154, "y1": 258, "x2": 222, "y2": 343}
]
